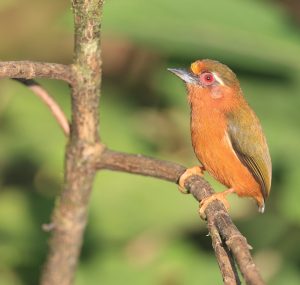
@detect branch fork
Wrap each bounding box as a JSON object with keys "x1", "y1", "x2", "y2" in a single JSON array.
[{"x1": 0, "y1": 1, "x2": 265, "y2": 285}]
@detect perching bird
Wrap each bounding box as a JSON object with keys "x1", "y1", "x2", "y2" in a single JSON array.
[{"x1": 168, "y1": 59, "x2": 271, "y2": 216}]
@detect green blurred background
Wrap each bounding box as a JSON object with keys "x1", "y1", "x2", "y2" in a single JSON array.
[{"x1": 0, "y1": 0, "x2": 300, "y2": 284}]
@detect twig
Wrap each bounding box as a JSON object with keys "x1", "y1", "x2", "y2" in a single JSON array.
[
  {"x1": 0, "y1": 61, "x2": 73, "y2": 84},
  {"x1": 207, "y1": 221, "x2": 241, "y2": 285},
  {"x1": 14, "y1": 79, "x2": 70, "y2": 136},
  {"x1": 215, "y1": 220, "x2": 265, "y2": 285},
  {"x1": 97, "y1": 148, "x2": 265, "y2": 285}
]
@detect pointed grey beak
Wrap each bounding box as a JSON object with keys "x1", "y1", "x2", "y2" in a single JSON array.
[{"x1": 168, "y1": 68, "x2": 198, "y2": 84}]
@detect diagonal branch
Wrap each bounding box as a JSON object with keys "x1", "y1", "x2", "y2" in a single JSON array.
[
  {"x1": 0, "y1": 61, "x2": 74, "y2": 85},
  {"x1": 14, "y1": 79, "x2": 70, "y2": 136},
  {"x1": 97, "y1": 148, "x2": 186, "y2": 182},
  {"x1": 96, "y1": 148, "x2": 265, "y2": 285},
  {"x1": 208, "y1": 221, "x2": 241, "y2": 285}
]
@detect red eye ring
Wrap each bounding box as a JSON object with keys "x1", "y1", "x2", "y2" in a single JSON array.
[{"x1": 200, "y1": 72, "x2": 215, "y2": 86}]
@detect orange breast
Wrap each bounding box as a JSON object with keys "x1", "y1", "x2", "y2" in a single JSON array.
[{"x1": 188, "y1": 89, "x2": 263, "y2": 206}]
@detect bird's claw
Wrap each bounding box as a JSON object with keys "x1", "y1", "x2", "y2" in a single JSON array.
[
  {"x1": 198, "y1": 189, "x2": 234, "y2": 220},
  {"x1": 178, "y1": 166, "x2": 204, "y2": 194}
]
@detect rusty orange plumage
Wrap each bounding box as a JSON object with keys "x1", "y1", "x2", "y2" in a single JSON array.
[{"x1": 169, "y1": 59, "x2": 272, "y2": 215}]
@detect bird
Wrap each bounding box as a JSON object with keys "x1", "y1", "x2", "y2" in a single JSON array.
[{"x1": 168, "y1": 59, "x2": 272, "y2": 218}]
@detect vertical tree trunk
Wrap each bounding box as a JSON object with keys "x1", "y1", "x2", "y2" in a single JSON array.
[{"x1": 40, "y1": 1, "x2": 104, "y2": 284}]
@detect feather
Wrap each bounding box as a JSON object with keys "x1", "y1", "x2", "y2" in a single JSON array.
[{"x1": 226, "y1": 104, "x2": 272, "y2": 201}]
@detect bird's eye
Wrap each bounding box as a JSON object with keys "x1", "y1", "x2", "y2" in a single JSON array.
[{"x1": 199, "y1": 72, "x2": 215, "y2": 86}]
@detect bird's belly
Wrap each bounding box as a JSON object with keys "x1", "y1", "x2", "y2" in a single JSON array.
[{"x1": 193, "y1": 132, "x2": 261, "y2": 201}]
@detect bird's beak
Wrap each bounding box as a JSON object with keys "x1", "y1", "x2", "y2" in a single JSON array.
[{"x1": 168, "y1": 68, "x2": 198, "y2": 84}]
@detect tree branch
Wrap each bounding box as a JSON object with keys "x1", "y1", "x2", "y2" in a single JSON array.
[
  {"x1": 14, "y1": 79, "x2": 70, "y2": 136},
  {"x1": 207, "y1": 221, "x2": 241, "y2": 285},
  {"x1": 97, "y1": 148, "x2": 265, "y2": 285},
  {"x1": 97, "y1": 148, "x2": 186, "y2": 182},
  {"x1": 0, "y1": 61, "x2": 73, "y2": 84}
]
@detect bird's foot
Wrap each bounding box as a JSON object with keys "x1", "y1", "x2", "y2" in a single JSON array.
[
  {"x1": 178, "y1": 166, "x2": 205, "y2": 194},
  {"x1": 199, "y1": 188, "x2": 235, "y2": 220}
]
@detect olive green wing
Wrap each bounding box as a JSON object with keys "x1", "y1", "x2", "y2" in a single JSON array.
[{"x1": 226, "y1": 105, "x2": 272, "y2": 201}]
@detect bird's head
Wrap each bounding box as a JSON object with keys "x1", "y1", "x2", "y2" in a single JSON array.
[{"x1": 168, "y1": 59, "x2": 242, "y2": 110}]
